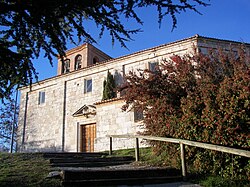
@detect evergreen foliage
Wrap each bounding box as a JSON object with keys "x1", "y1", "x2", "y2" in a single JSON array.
[
  {"x1": 102, "y1": 71, "x2": 116, "y2": 100},
  {"x1": 122, "y1": 47, "x2": 250, "y2": 180},
  {"x1": 0, "y1": 0, "x2": 209, "y2": 99},
  {"x1": 0, "y1": 99, "x2": 18, "y2": 152}
]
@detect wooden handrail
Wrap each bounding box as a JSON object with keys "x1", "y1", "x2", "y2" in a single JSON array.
[
  {"x1": 108, "y1": 134, "x2": 250, "y2": 180},
  {"x1": 109, "y1": 134, "x2": 250, "y2": 158}
]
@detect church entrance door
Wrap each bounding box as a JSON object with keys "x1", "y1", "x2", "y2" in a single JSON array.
[{"x1": 80, "y1": 123, "x2": 96, "y2": 152}]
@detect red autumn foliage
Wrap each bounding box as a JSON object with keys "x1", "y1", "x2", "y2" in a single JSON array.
[{"x1": 122, "y1": 46, "x2": 250, "y2": 179}]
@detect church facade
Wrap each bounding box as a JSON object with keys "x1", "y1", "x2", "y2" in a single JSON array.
[{"x1": 17, "y1": 35, "x2": 249, "y2": 152}]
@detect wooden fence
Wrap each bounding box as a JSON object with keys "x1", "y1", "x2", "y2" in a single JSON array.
[{"x1": 108, "y1": 134, "x2": 250, "y2": 180}]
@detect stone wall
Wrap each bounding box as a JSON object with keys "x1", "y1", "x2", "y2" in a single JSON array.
[
  {"x1": 95, "y1": 99, "x2": 145, "y2": 152},
  {"x1": 18, "y1": 35, "x2": 248, "y2": 153},
  {"x1": 17, "y1": 79, "x2": 65, "y2": 152},
  {"x1": 17, "y1": 36, "x2": 197, "y2": 152}
]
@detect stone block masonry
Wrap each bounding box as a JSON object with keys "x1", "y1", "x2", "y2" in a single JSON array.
[{"x1": 17, "y1": 35, "x2": 250, "y2": 153}]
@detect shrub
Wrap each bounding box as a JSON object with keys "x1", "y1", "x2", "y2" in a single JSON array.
[
  {"x1": 122, "y1": 46, "x2": 250, "y2": 180},
  {"x1": 102, "y1": 70, "x2": 116, "y2": 100}
]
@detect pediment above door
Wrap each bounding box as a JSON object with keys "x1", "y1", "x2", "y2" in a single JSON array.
[{"x1": 72, "y1": 105, "x2": 96, "y2": 118}]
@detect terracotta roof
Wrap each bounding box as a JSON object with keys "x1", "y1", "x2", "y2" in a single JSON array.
[
  {"x1": 94, "y1": 97, "x2": 124, "y2": 105},
  {"x1": 196, "y1": 35, "x2": 250, "y2": 45},
  {"x1": 100, "y1": 35, "x2": 198, "y2": 64},
  {"x1": 57, "y1": 43, "x2": 112, "y2": 59}
]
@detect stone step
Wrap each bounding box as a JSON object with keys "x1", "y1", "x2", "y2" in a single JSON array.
[
  {"x1": 62, "y1": 176, "x2": 182, "y2": 186},
  {"x1": 43, "y1": 152, "x2": 108, "y2": 159},
  {"x1": 62, "y1": 167, "x2": 180, "y2": 180},
  {"x1": 61, "y1": 167, "x2": 181, "y2": 186},
  {"x1": 49, "y1": 156, "x2": 134, "y2": 163},
  {"x1": 50, "y1": 160, "x2": 133, "y2": 167},
  {"x1": 47, "y1": 153, "x2": 135, "y2": 168}
]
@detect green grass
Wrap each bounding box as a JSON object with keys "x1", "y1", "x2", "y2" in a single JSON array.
[
  {"x1": 0, "y1": 152, "x2": 61, "y2": 187},
  {"x1": 194, "y1": 176, "x2": 250, "y2": 187},
  {"x1": 107, "y1": 147, "x2": 155, "y2": 163},
  {"x1": 110, "y1": 147, "x2": 179, "y2": 167}
]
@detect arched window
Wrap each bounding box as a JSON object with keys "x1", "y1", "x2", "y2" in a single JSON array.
[
  {"x1": 62, "y1": 59, "x2": 70, "y2": 74},
  {"x1": 75, "y1": 55, "x2": 82, "y2": 70},
  {"x1": 93, "y1": 56, "x2": 99, "y2": 65}
]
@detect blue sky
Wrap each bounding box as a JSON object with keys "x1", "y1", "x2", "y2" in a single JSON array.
[{"x1": 34, "y1": 0, "x2": 250, "y2": 81}]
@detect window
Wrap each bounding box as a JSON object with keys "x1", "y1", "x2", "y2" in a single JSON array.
[
  {"x1": 62, "y1": 59, "x2": 70, "y2": 73},
  {"x1": 93, "y1": 56, "x2": 99, "y2": 65},
  {"x1": 75, "y1": 55, "x2": 82, "y2": 70},
  {"x1": 84, "y1": 79, "x2": 92, "y2": 93},
  {"x1": 38, "y1": 91, "x2": 45, "y2": 104},
  {"x1": 134, "y1": 108, "x2": 144, "y2": 122},
  {"x1": 122, "y1": 65, "x2": 126, "y2": 77},
  {"x1": 148, "y1": 61, "x2": 159, "y2": 72}
]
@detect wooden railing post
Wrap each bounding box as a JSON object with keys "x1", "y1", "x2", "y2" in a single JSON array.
[
  {"x1": 107, "y1": 134, "x2": 250, "y2": 180},
  {"x1": 180, "y1": 143, "x2": 187, "y2": 181},
  {"x1": 135, "y1": 138, "x2": 140, "y2": 161},
  {"x1": 109, "y1": 137, "x2": 113, "y2": 155}
]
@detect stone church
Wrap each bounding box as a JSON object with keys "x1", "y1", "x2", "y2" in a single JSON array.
[{"x1": 17, "y1": 35, "x2": 250, "y2": 152}]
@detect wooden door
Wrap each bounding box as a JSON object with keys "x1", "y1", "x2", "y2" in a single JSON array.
[{"x1": 80, "y1": 124, "x2": 96, "y2": 152}]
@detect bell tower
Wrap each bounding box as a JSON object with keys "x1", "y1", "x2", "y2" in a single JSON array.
[{"x1": 57, "y1": 43, "x2": 112, "y2": 75}]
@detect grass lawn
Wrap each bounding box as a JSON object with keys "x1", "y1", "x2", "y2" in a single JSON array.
[{"x1": 0, "y1": 152, "x2": 60, "y2": 187}]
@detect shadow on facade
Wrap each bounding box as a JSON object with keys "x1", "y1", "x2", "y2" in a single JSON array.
[
  {"x1": 19, "y1": 139, "x2": 65, "y2": 152},
  {"x1": 114, "y1": 70, "x2": 124, "y2": 86}
]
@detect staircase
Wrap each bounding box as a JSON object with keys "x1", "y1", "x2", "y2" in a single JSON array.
[
  {"x1": 44, "y1": 152, "x2": 133, "y2": 168},
  {"x1": 62, "y1": 167, "x2": 181, "y2": 186},
  {"x1": 44, "y1": 152, "x2": 182, "y2": 186}
]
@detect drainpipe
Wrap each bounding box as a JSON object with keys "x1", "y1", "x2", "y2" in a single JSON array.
[
  {"x1": 62, "y1": 81, "x2": 67, "y2": 152},
  {"x1": 21, "y1": 92, "x2": 29, "y2": 151},
  {"x1": 77, "y1": 122, "x2": 79, "y2": 152},
  {"x1": 10, "y1": 87, "x2": 18, "y2": 153}
]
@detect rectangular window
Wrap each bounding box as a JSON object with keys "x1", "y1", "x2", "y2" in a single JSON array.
[
  {"x1": 148, "y1": 62, "x2": 159, "y2": 72},
  {"x1": 38, "y1": 91, "x2": 45, "y2": 104},
  {"x1": 134, "y1": 108, "x2": 144, "y2": 122},
  {"x1": 84, "y1": 79, "x2": 92, "y2": 93},
  {"x1": 122, "y1": 65, "x2": 126, "y2": 77}
]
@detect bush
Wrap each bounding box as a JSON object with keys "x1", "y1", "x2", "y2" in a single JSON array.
[
  {"x1": 102, "y1": 70, "x2": 116, "y2": 100},
  {"x1": 122, "y1": 46, "x2": 250, "y2": 180}
]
